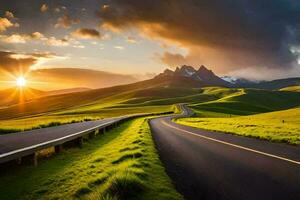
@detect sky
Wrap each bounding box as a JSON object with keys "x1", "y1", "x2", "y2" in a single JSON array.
[{"x1": 0, "y1": 0, "x2": 299, "y2": 90}]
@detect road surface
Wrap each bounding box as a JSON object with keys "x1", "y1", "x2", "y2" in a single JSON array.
[
  {"x1": 0, "y1": 116, "x2": 129, "y2": 162},
  {"x1": 150, "y1": 105, "x2": 300, "y2": 200}
]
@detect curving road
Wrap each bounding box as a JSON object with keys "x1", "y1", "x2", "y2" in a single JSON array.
[{"x1": 150, "y1": 105, "x2": 300, "y2": 200}]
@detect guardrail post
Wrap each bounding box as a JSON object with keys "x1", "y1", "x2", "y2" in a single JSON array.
[
  {"x1": 22, "y1": 152, "x2": 38, "y2": 166},
  {"x1": 100, "y1": 128, "x2": 105, "y2": 134},
  {"x1": 16, "y1": 157, "x2": 22, "y2": 165},
  {"x1": 77, "y1": 137, "x2": 83, "y2": 148},
  {"x1": 89, "y1": 131, "x2": 96, "y2": 139},
  {"x1": 55, "y1": 145, "x2": 63, "y2": 153}
]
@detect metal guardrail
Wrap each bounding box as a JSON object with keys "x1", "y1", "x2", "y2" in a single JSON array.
[{"x1": 0, "y1": 112, "x2": 173, "y2": 165}]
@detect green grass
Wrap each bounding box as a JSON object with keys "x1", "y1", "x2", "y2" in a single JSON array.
[
  {"x1": 279, "y1": 85, "x2": 300, "y2": 92},
  {"x1": 177, "y1": 107, "x2": 300, "y2": 145},
  {"x1": 0, "y1": 117, "x2": 182, "y2": 200},
  {"x1": 0, "y1": 105, "x2": 172, "y2": 133},
  {"x1": 174, "y1": 87, "x2": 300, "y2": 145},
  {"x1": 190, "y1": 87, "x2": 300, "y2": 117}
]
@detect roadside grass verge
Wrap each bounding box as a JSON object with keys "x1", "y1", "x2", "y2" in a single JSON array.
[
  {"x1": 0, "y1": 117, "x2": 182, "y2": 200},
  {"x1": 176, "y1": 107, "x2": 300, "y2": 145}
]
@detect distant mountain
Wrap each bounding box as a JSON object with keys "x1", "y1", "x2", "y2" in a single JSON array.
[
  {"x1": 29, "y1": 68, "x2": 140, "y2": 90},
  {"x1": 156, "y1": 65, "x2": 232, "y2": 87},
  {"x1": 48, "y1": 87, "x2": 91, "y2": 96},
  {"x1": 221, "y1": 76, "x2": 300, "y2": 90},
  {"x1": 252, "y1": 78, "x2": 300, "y2": 90},
  {"x1": 221, "y1": 76, "x2": 259, "y2": 87},
  {"x1": 156, "y1": 65, "x2": 300, "y2": 90}
]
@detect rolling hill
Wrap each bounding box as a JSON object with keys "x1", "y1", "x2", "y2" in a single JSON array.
[
  {"x1": 0, "y1": 75, "x2": 205, "y2": 120},
  {"x1": 189, "y1": 87, "x2": 300, "y2": 117},
  {"x1": 279, "y1": 85, "x2": 300, "y2": 92},
  {"x1": 1, "y1": 65, "x2": 300, "y2": 133},
  {"x1": 177, "y1": 107, "x2": 300, "y2": 145},
  {"x1": 0, "y1": 88, "x2": 46, "y2": 107},
  {"x1": 252, "y1": 77, "x2": 300, "y2": 90},
  {"x1": 29, "y1": 68, "x2": 140, "y2": 90}
]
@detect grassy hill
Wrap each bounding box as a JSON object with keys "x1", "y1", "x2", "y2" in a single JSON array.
[
  {"x1": 175, "y1": 87, "x2": 300, "y2": 145},
  {"x1": 1, "y1": 79, "x2": 300, "y2": 134},
  {"x1": 189, "y1": 87, "x2": 300, "y2": 117},
  {"x1": 0, "y1": 76, "x2": 203, "y2": 119},
  {"x1": 0, "y1": 87, "x2": 46, "y2": 107},
  {"x1": 279, "y1": 85, "x2": 300, "y2": 92},
  {"x1": 252, "y1": 77, "x2": 300, "y2": 90},
  {"x1": 177, "y1": 108, "x2": 300, "y2": 145},
  {"x1": 0, "y1": 77, "x2": 206, "y2": 132}
]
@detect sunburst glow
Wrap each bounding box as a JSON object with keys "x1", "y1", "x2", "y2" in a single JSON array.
[{"x1": 16, "y1": 76, "x2": 27, "y2": 87}]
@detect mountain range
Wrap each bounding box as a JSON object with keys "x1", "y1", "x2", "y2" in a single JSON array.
[{"x1": 155, "y1": 65, "x2": 300, "y2": 89}]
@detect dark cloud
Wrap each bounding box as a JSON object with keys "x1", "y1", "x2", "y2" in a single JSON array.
[
  {"x1": 0, "y1": 51, "x2": 37, "y2": 74},
  {"x1": 55, "y1": 13, "x2": 79, "y2": 29},
  {"x1": 72, "y1": 28, "x2": 101, "y2": 39},
  {"x1": 0, "y1": 51, "x2": 60, "y2": 74},
  {"x1": 158, "y1": 52, "x2": 188, "y2": 68},
  {"x1": 98, "y1": 0, "x2": 300, "y2": 72},
  {"x1": 5, "y1": 11, "x2": 15, "y2": 19}
]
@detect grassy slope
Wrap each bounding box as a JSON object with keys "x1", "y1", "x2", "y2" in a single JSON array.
[
  {"x1": 0, "y1": 105, "x2": 172, "y2": 132},
  {"x1": 279, "y1": 85, "x2": 300, "y2": 92},
  {"x1": 0, "y1": 117, "x2": 182, "y2": 200},
  {"x1": 190, "y1": 87, "x2": 300, "y2": 117},
  {"x1": 177, "y1": 108, "x2": 300, "y2": 145},
  {"x1": 176, "y1": 87, "x2": 300, "y2": 145},
  {"x1": 0, "y1": 77, "x2": 205, "y2": 132},
  {"x1": 2, "y1": 85, "x2": 300, "y2": 133},
  {"x1": 0, "y1": 77, "x2": 200, "y2": 120}
]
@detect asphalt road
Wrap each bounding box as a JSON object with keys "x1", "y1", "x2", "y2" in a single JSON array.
[
  {"x1": 0, "y1": 117, "x2": 124, "y2": 155},
  {"x1": 150, "y1": 105, "x2": 300, "y2": 200}
]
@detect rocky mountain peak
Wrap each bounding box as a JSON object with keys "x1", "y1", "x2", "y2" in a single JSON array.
[{"x1": 155, "y1": 65, "x2": 232, "y2": 87}]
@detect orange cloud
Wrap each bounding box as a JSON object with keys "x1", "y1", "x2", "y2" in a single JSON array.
[
  {"x1": 0, "y1": 32, "x2": 45, "y2": 44},
  {"x1": 46, "y1": 37, "x2": 69, "y2": 46},
  {"x1": 0, "y1": 17, "x2": 13, "y2": 32},
  {"x1": 40, "y1": 4, "x2": 49, "y2": 13},
  {"x1": 31, "y1": 32, "x2": 45, "y2": 39},
  {"x1": 0, "y1": 34, "x2": 29, "y2": 43}
]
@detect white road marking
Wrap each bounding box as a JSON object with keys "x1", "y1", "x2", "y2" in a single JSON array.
[
  {"x1": 0, "y1": 120, "x2": 119, "y2": 159},
  {"x1": 162, "y1": 120, "x2": 300, "y2": 166}
]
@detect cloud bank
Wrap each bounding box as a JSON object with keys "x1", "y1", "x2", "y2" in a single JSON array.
[{"x1": 98, "y1": 0, "x2": 300, "y2": 74}]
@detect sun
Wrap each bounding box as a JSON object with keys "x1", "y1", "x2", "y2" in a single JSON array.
[{"x1": 16, "y1": 76, "x2": 27, "y2": 87}]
